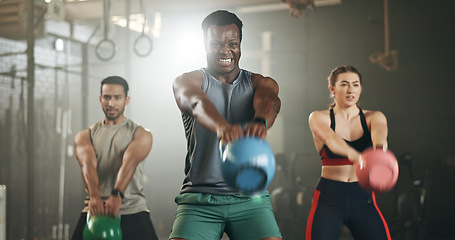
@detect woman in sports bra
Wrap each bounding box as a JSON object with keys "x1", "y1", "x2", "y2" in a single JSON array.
[{"x1": 305, "y1": 66, "x2": 392, "y2": 240}]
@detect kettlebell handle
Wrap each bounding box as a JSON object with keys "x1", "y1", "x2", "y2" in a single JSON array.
[
  {"x1": 219, "y1": 136, "x2": 263, "y2": 158},
  {"x1": 86, "y1": 211, "x2": 92, "y2": 223},
  {"x1": 86, "y1": 211, "x2": 121, "y2": 223},
  {"x1": 219, "y1": 140, "x2": 227, "y2": 156}
]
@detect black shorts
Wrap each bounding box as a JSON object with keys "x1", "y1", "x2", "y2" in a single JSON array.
[{"x1": 71, "y1": 211, "x2": 158, "y2": 240}]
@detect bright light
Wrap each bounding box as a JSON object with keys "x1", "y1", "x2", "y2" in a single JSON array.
[
  {"x1": 54, "y1": 38, "x2": 64, "y2": 51},
  {"x1": 173, "y1": 30, "x2": 205, "y2": 71},
  {"x1": 151, "y1": 12, "x2": 162, "y2": 38},
  {"x1": 112, "y1": 14, "x2": 149, "y2": 33},
  {"x1": 111, "y1": 12, "x2": 162, "y2": 38}
]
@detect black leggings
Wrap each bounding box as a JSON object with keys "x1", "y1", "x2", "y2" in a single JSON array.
[
  {"x1": 71, "y1": 211, "x2": 158, "y2": 240},
  {"x1": 306, "y1": 177, "x2": 391, "y2": 240}
]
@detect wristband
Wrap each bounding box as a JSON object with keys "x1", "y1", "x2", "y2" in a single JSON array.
[
  {"x1": 252, "y1": 117, "x2": 267, "y2": 129},
  {"x1": 111, "y1": 189, "x2": 124, "y2": 199}
]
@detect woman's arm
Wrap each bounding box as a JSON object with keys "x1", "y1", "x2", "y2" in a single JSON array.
[
  {"x1": 368, "y1": 111, "x2": 388, "y2": 150},
  {"x1": 309, "y1": 111, "x2": 361, "y2": 163}
]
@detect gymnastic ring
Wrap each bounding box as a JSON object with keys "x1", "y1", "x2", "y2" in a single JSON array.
[
  {"x1": 95, "y1": 39, "x2": 117, "y2": 61},
  {"x1": 133, "y1": 34, "x2": 153, "y2": 57}
]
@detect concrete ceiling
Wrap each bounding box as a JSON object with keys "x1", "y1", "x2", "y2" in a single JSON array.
[
  {"x1": 41, "y1": 0, "x2": 340, "y2": 44},
  {"x1": 62, "y1": 0, "x2": 341, "y2": 21},
  {"x1": 63, "y1": 0, "x2": 283, "y2": 21}
]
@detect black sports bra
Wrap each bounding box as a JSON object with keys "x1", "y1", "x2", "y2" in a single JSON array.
[{"x1": 319, "y1": 108, "x2": 372, "y2": 165}]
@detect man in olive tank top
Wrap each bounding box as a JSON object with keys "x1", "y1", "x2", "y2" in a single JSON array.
[{"x1": 71, "y1": 76, "x2": 158, "y2": 240}]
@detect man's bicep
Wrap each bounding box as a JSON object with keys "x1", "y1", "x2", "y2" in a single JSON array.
[
  {"x1": 252, "y1": 73, "x2": 279, "y2": 93},
  {"x1": 173, "y1": 72, "x2": 205, "y2": 114},
  {"x1": 74, "y1": 130, "x2": 96, "y2": 163},
  {"x1": 125, "y1": 128, "x2": 152, "y2": 162}
]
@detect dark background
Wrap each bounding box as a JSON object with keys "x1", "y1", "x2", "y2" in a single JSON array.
[{"x1": 1, "y1": 0, "x2": 454, "y2": 239}]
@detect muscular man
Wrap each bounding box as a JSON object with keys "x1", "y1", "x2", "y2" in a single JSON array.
[
  {"x1": 170, "y1": 10, "x2": 282, "y2": 240},
  {"x1": 71, "y1": 76, "x2": 158, "y2": 240}
]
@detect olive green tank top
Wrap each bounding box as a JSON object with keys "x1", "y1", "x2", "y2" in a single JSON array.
[{"x1": 82, "y1": 118, "x2": 148, "y2": 215}]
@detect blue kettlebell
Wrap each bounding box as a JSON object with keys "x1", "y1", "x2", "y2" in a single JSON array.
[
  {"x1": 83, "y1": 214, "x2": 122, "y2": 240},
  {"x1": 220, "y1": 136, "x2": 276, "y2": 194}
]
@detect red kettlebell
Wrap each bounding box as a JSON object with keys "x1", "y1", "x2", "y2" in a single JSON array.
[{"x1": 356, "y1": 147, "x2": 399, "y2": 193}]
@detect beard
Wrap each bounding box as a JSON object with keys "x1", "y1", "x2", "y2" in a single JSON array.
[{"x1": 103, "y1": 107, "x2": 124, "y2": 120}]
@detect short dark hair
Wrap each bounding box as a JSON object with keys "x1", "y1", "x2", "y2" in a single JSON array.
[
  {"x1": 100, "y1": 76, "x2": 129, "y2": 96},
  {"x1": 201, "y1": 10, "x2": 243, "y2": 42}
]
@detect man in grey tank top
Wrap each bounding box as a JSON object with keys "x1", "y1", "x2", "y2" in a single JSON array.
[
  {"x1": 71, "y1": 76, "x2": 158, "y2": 240},
  {"x1": 170, "y1": 10, "x2": 282, "y2": 240}
]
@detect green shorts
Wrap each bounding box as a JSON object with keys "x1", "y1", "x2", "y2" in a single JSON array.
[{"x1": 169, "y1": 191, "x2": 282, "y2": 240}]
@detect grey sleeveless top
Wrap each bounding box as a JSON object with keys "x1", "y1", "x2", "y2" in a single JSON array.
[
  {"x1": 82, "y1": 118, "x2": 148, "y2": 215},
  {"x1": 180, "y1": 68, "x2": 255, "y2": 195}
]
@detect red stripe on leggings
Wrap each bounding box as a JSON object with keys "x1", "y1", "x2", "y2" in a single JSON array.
[
  {"x1": 305, "y1": 190, "x2": 321, "y2": 240},
  {"x1": 372, "y1": 191, "x2": 392, "y2": 240}
]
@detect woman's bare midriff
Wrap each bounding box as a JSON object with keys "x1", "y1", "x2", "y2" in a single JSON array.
[{"x1": 321, "y1": 165, "x2": 358, "y2": 182}]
